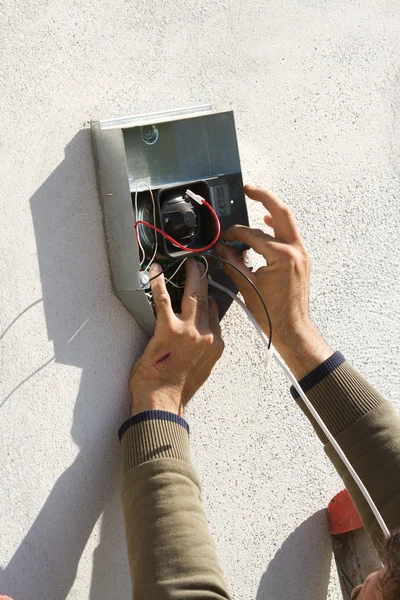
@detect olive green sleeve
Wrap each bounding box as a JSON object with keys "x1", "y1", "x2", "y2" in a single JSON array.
[
  {"x1": 293, "y1": 357, "x2": 400, "y2": 555},
  {"x1": 120, "y1": 415, "x2": 231, "y2": 600}
]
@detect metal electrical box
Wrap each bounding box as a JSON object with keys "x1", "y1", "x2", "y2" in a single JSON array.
[{"x1": 91, "y1": 105, "x2": 249, "y2": 335}]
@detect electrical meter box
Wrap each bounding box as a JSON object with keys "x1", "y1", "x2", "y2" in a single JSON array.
[{"x1": 91, "y1": 105, "x2": 249, "y2": 335}]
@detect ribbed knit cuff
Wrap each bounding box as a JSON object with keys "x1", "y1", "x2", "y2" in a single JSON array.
[
  {"x1": 290, "y1": 351, "x2": 346, "y2": 398},
  {"x1": 120, "y1": 411, "x2": 191, "y2": 474},
  {"x1": 118, "y1": 410, "x2": 189, "y2": 442},
  {"x1": 291, "y1": 353, "x2": 386, "y2": 440}
]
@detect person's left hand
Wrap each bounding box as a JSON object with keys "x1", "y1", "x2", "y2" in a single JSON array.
[{"x1": 129, "y1": 259, "x2": 224, "y2": 417}]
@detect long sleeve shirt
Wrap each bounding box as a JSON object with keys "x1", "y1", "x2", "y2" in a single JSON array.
[{"x1": 119, "y1": 352, "x2": 400, "y2": 599}]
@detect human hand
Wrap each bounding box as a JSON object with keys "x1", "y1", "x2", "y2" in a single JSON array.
[
  {"x1": 129, "y1": 259, "x2": 224, "y2": 417},
  {"x1": 216, "y1": 184, "x2": 332, "y2": 379}
]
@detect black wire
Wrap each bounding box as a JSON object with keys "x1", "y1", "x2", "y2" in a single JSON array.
[
  {"x1": 204, "y1": 254, "x2": 272, "y2": 349},
  {"x1": 147, "y1": 253, "x2": 273, "y2": 349}
]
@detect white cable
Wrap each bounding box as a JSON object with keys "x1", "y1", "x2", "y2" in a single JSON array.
[
  {"x1": 142, "y1": 183, "x2": 158, "y2": 272},
  {"x1": 134, "y1": 182, "x2": 147, "y2": 266},
  {"x1": 198, "y1": 255, "x2": 209, "y2": 280},
  {"x1": 134, "y1": 181, "x2": 158, "y2": 270},
  {"x1": 209, "y1": 280, "x2": 266, "y2": 345},
  {"x1": 164, "y1": 256, "x2": 209, "y2": 289},
  {"x1": 165, "y1": 258, "x2": 187, "y2": 288},
  {"x1": 208, "y1": 279, "x2": 390, "y2": 540}
]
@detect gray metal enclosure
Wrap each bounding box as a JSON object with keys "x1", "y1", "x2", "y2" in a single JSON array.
[{"x1": 91, "y1": 106, "x2": 249, "y2": 334}]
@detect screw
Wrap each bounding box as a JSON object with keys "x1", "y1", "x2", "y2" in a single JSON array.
[
  {"x1": 139, "y1": 272, "x2": 150, "y2": 289},
  {"x1": 141, "y1": 125, "x2": 159, "y2": 145}
]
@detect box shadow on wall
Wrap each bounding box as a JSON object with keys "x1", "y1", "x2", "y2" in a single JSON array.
[
  {"x1": 256, "y1": 510, "x2": 332, "y2": 600},
  {"x1": 0, "y1": 130, "x2": 145, "y2": 600}
]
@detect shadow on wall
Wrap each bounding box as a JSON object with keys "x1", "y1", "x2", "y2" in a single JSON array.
[
  {"x1": 256, "y1": 510, "x2": 332, "y2": 600},
  {"x1": 0, "y1": 130, "x2": 146, "y2": 600}
]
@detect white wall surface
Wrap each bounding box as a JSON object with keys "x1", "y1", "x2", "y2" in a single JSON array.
[{"x1": 1, "y1": 1, "x2": 399, "y2": 598}]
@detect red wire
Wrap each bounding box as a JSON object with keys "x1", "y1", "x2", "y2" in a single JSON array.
[{"x1": 134, "y1": 199, "x2": 221, "y2": 253}]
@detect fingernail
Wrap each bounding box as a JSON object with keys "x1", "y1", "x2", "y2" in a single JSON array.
[
  {"x1": 149, "y1": 263, "x2": 161, "y2": 275},
  {"x1": 197, "y1": 260, "x2": 205, "y2": 273}
]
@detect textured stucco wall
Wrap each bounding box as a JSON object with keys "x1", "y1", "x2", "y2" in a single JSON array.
[{"x1": 1, "y1": 1, "x2": 399, "y2": 599}]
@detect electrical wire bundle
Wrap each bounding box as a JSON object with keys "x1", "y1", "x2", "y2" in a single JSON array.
[
  {"x1": 133, "y1": 182, "x2": 390, "y2": 540},
  {"x1": 133, "y1": 183, "x2": 272, "y2": 347}
]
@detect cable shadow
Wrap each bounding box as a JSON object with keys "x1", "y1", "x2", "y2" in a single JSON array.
[
  {"x1": 0, "y1": 298, "x2": 43, "y2": 341},
  {"x1": 0, "y1": 356, "x2": 54, "y2": 408},
  {"x1": 256, "y1": 510, "x2": 332, "y2": 600},
  {"x1": 0, "y1": 129, "x2": 146, "y2": 600}
]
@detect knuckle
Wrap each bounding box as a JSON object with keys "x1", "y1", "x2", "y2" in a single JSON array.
[
  {"x1": 167, "y1": 320, "x2": 180, "y2": 336},
  {"x1": 280, "y1": 246, "x2": 311, "y2": 272},
  {"x1": 203, "y1": 332, "x2": 214, "y2": 347},
  {"x1": 280, "y1": 246, "x2": 298, "y2": 265},
  {"x1": 157, "y1": 293, "x2": 171, "y2": 306},
  {"x1": 253, "y1": 228, "x2": 267, "y2": 240},
  {"x1": 187, "y1": 328, "x2": 201, "y2": 344},
  {"x1": 294, "y1": 244, "x2": 311, "y2": 267}
]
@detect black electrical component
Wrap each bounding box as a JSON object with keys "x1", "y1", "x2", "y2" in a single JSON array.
[{"x1": 162, "y1": 193, "x2": 198, "y2": 244}]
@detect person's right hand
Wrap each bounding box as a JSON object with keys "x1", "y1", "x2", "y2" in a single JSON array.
[
  {"x1": 216, "y1": 184, "x2": 332, "y2": 379},
  {"x1": 129, "y1": 259, "x2": 224, "y2": 417}
]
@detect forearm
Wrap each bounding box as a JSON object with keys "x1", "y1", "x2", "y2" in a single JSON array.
[
  {"x1": 120, "y1": 411, "x2": 231, "y2": 600},
  {"x1": 291, "y1": 351, "x2": 400, "y2": 554}
]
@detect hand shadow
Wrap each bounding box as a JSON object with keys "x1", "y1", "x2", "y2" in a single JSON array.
[
  {"x1": 256, "y1": 510, "x2": 332, "y2": 600},
  {"x1": 0, "y1": 130, "x2": 147, "y2": 599}
]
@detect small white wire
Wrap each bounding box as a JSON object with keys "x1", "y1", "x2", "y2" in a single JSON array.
[
  {"x1": 134, "y1": 182, "x2": 147, "y2": 267},
  {"x1": 198, "y1": 255, "x2": 209, "y2": 280},
  {"x1": 134, "y1": 181, "x2": 158, "y2": 271},
  {"x1": 208, "y1": 278, "x2": 390, "y2": 541},
  {"x1": 164, "y1": 256, "x2": 209, "y2": 289},
  {"x1": 165, "y1": 258, "x2": 187, "y2": 288}
]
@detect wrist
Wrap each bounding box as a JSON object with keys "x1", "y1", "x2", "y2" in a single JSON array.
[
  {"x1": 276, "y1": 321, "x2": 333, "y2": 380},
  {"x1": 130, "y1": 386, "x2": 184, "y2": 417}
]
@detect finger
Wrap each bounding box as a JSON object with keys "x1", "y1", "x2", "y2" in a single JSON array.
[
  {"x1": 263, "y1": 213, "x2": 274, "y2": 228},
  {"x1": 221, "y1": 225, "x2": 276, "y2": 261},
  {"x1": 244, "y1": 184, "x2": 301, "y2": 244},
  {"x1": 214, "y1": 243, "x2": 258, "y2": 300},
  {"x1": 197, "y1": 259, "x2": 209, "y2": 299},
  {"x1": 208, "y1": 296, "x2": 222, "y2": 338},
  {"x1": 181, "y1": 259, "x2": 209, "y2": 326},
  {"x1": 149, "y1": 264, "x2": 174, "y2": 326}
]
